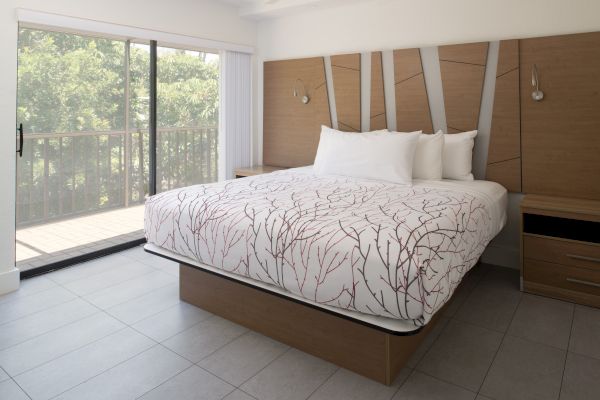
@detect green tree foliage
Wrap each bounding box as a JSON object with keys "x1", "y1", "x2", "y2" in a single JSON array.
[{"x1": 16, "y1": 28, "x2": 219, "y2": 226}]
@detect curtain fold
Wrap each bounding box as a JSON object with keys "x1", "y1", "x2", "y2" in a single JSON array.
[{"x1": 219, "y1": 51, "x2": 252, "y2": 180}]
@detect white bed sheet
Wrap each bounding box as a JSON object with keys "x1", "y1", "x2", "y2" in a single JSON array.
[{"x1": 144, "y1": 166, "x2": 507, "y2": 328}]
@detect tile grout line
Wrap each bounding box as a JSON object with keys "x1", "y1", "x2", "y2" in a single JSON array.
[
  {"x1": 0, "y1": 300, "x2": 97, "y2": 353},
  {"x1": 388, "y1": 368, "x2": 419, "y2": 400},
  {"x1": 9, "y1": 375, "x2": 33, "y2": 400},
  {"x1": 60, "y1": 263, "x2": 161, "y2": 297},
  {"x1": 303, "y1": 366, "x2": 340, "y2": 400},
  {"x1": 132, "y1": 363, "x2": 198, "y2": 400},
  {"x1": 475, "y1": 291, "x2": 524, "y2": 396},
  {"x1": 11, "y1": 326, "x2": 131, "y2": 379},
  {"x1": 46, "y1": 342, "x2": 163, "y2": 400},
  {"x1": 557, "y1": 306, "x2": 576, "y2": 399},
  {"x1": 0, "y1": 290, "x2": 78, "y2": 328},
  {"x1": 414, "y1": 369, "x2": 479, "y2": 395},
  {"x1": 0, "y1": 281, "x2": 60, "y2": 306},
  {"x1": 231, "y1": 346, "x2": 293, "y2": 391}
]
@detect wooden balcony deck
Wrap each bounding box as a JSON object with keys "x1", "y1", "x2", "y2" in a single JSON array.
[{"x1": 16, "y1": 205, "x2": 145, "y2": 272}]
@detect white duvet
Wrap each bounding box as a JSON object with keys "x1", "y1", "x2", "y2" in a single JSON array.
[{"x1": 145, "y1": 167, "x2": 506, "y2": 326}]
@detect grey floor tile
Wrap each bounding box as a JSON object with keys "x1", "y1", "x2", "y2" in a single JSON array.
[
  {"x1": 132, "y1": 302, "x2": 212, "y2": 342},
  {"x1": 0, "y1": 286, "x2": 77, "y2": 325},
  {"x1": 241, "y1": 349, "x2": 337, "y2": 400},
  {"x1": 417, "y1": 320, "x2": 503, "y2": 392},
  {"x1": 63, "y1": 260, "x2": 155, "y2": 296},
  {"x1": 223, "y1": 390, "x2": 257, "y2": 400},
  {"x1": 107, "y1": 283, "x2": 180, "y2": 325},
  {"x1": 454, "y1": 266, "x2": 522, "y2": 332},
  {"x1": 0, "y1": 379, "x2": 30, "y2": 400},
  {"x1": 0, "y1": 298, "x2": 97, "y2": 351},
  {"x1": 0, "y1": 276, "x2": 57, "y2": 305},
  {"x1": 560, "y1": 352, "x2": 600, "y2": 400},
  {"x1": 199, "y1": 331, "x2": 289, "y2": 386},
  {"x1": 406, "y1": 317, "x2": 449, "y2": 368},
  {"x1": 309, "y1": 367, "x2": 410, "y2": 400},
  {"x1": 0, "y1": 312, "x2": 124, "y2": 376},
  {"x1": 569, "y1": 305, "x2": 600, "y2": 360},
  {"x1": 443, "y1": 266, "x2": 485, "y2": 318},
  {"x1": 84, "y1": 270, "x2": 176, "y2": 310},
  {"x1": 480, "y1": 335, "x2": 566, "y2": 400},
  {"x1": 14, "y1": 327, "x2": 154, "y2": 400},
  {"x1": 121, "y1": 246, "x2": 153, "y2": 262},
  {"x1": 0, "y1": 367, "x2": 8, "y2": 382},
  {"x1": 392, "y1": 371, "x2": 476, "y2": 400},
  {"x1": 55, "y1": 345, "x2": 191, "y2": 400},
  {"x1": 475, "y1": 396, "x2": 494, "y2": 400},
  {"x1": 145, "y1": 255, "x2": 180, "y2": 277},
  {"x1": 139, "y1": 365, "x2": 234, "y2": 400},
  {"x1": 163, "y1": 316, "x2": 248, "y2": 362},
  {"x1": 48, "y1": 253, "x2": 133, "y2": 284},
  {"x1": 508, "y1": 293, "x2": 574, "y2": 349}
]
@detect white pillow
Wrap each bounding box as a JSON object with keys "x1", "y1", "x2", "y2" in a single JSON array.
[
  {"x1": 314, "y1": 126, "x2": 420, "y2": 185},
  {"x1": 442, "y1": 130, "x2": 478, "y2": 181},
  {"x1": 412, "y1": 132, "x2": 444, "y2": 180}
]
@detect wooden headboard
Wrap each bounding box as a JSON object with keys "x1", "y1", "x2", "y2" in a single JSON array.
[{"x1": 263, "y1": 31, "x2": 600, "y2": 200}]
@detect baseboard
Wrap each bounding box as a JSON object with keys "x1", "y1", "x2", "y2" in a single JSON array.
[
  {"x1": 481, "y1": 243, "x2": 520, "y2": 270},
  {"x1": 0, "y1": 267, "x2": 20, "y2": 295}
]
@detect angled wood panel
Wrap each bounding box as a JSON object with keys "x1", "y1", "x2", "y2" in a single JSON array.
[
  {"x1": 331, "y1": 53, "x2": 361, "y2": 132},
  {"x1": 486, "y1": 39, "x2": 521, "y2": 192},
  {"x1": 393, "y1": 48, "x2": 433, "y2": 133},
  {"x1": 520, "y1": 32, "x2": 600, "y2": 200},
  {"x1": 263, "y1": 57, "x2": 331, "y2": 168},
  {"x1": 439, "y1": 42, "x2": 488, "y2": 133},
  {"x1": 370, "y1": 52, "x2": 387, "y2": 130}
]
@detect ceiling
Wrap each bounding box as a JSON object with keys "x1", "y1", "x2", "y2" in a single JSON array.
[{"x1": 217, "y1": 0, "x2": 372, "y2": 19}]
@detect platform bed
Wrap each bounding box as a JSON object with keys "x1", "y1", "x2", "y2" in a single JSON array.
[{"x1": 145, "y1": 245, "x2": 446, "y2": 385}]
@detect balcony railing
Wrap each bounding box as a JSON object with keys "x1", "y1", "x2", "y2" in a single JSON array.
[{"x1": 16, "y1": 126, "x2": 218, "y2": 227}]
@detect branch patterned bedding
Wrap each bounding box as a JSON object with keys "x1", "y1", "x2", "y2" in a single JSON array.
[{"x1": 144, "y1": 168, "x2": 506, "y2": 326}]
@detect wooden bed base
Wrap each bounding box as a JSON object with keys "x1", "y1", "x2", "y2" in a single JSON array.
[{"x1": 180, "y1": 263, "x2": 442, "y2": 385}]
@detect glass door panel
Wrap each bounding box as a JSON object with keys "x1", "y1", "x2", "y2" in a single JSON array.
[
  {"x1": 16, "y1": 27, "x2": 149, "y2": 271},
  {"x1": 156, "y1": 46, "x2": 219, "y2": 192}
]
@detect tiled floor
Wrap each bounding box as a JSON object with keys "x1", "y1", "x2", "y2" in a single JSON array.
[
  {"x1": 16, "y1": 205, "x2": 144, "y2": 271},
  {"x1": 1, "y1": 248, "x2": 599, "y2": 400}
]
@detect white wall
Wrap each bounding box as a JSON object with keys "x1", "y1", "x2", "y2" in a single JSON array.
[
  {"x1": 0, "y1": 0, "x2": 257, "y2": 293},
  {"x1": 254, "y1": 0, "x2": 600, "y2": 269}
]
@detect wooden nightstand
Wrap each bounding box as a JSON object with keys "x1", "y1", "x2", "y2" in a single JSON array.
[
  {"x1": 521, "y1": 194, "x2": 600, "y2": 307},
  {"x1": 234, "y1": 165, "x2": 286, "y2": 178}
]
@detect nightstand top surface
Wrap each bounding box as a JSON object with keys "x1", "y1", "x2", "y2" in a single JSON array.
[
  {"x1": 521, "y1": 194, "x2": 600, "y2": 219},
  {"x1": 234, "y1": 165, "x2": 286, "y2": 177}
]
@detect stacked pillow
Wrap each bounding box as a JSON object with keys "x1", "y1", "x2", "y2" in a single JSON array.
[{"x1": 313, "y1": 125, "x2": 477, "y2": 184}]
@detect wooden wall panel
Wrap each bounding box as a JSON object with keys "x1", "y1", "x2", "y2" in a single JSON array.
[
  {"x1": 370, "y1": 52, "x2": 387, "y2": 130},
  {"x1": 263, "y1": 57, "x2": 331, "y2": 168},
  {"x1": 439, "y1": 42, "x2": 488, "y2": 133},
  {"x1": 394, "y1": 49, "x2": 433, "y2": 133},
  {"x1": 520, "y1": 32, "x2": 600, "y2": 200},
  {"x1": 331, "y1": 53, "x2": 361, "y2": 132},
  {"x1": 486, "y1": 40, "x2": 522, "y2": 192},
  {"x1": 393, "y1": 48, "x2": 433, "y2": 133}
]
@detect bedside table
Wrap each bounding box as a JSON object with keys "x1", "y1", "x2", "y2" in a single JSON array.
[
  {"x1": 521, "y1": 194, "x2": 600, "y2": 307},
  {"x1": 234, "y1": 165, "x2": 286, "y2": 178}
]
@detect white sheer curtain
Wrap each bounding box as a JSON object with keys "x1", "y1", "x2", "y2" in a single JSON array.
[{"x1": 219, "y1": 51, "x2": 252, "y2": 180}]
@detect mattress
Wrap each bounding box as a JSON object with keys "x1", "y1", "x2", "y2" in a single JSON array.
[{"x1": 144, "y1": 167, "x2": 507, "y2": 328}]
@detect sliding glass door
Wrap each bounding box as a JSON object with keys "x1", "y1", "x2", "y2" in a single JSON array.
[
  {"x1": 156, "y1": 46, "x2": 220, "y2": 192},
  {"x1": 16, "y1": 26, "x2": 219, "y2": 274}
]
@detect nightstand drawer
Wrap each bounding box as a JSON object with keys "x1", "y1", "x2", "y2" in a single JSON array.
[
  {"x1": 524, "y1": 258, "x2": 600, "y2": 297},
  {"x1": 523, "y1": 235, "x2": 600, "y2": 271}
]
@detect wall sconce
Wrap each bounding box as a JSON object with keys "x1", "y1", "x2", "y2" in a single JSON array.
[
  {"x1": 531, "y1": 64, "x2": 544, "y2": 101},
  {"x1": 293, "y1": 79, "x2": 310, "y2": 104}
]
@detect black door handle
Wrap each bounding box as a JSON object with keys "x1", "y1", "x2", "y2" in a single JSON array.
[{"x1": 16, "y1": 123, "x2": 23, "y2": 158}]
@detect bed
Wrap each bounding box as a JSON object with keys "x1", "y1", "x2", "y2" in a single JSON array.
[{"x1": 144, "y1": 166, "x2": 507, "y2": 383}]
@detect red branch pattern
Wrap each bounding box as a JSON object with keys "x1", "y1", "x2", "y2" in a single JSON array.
[{"x1": 145, "y1": 170, "x2": 495, "y2": 326}]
